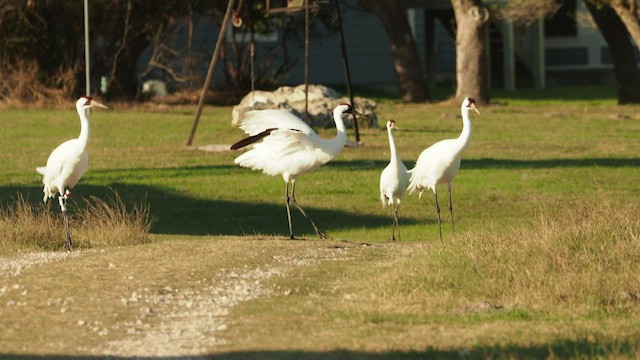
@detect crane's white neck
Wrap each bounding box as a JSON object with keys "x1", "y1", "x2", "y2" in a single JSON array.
[
  {"x1": 387, "y1": 126, "x2": 401, "y2": 164},
  {"x1": 77, "y1": 107, "x2": 91, "y2": 147},
  {"x1": 457, "y1": 106, "x2": 472, "y2": 150},
  {"x1": 325, "y1": 106, "x2": 348, "y2": 156}
]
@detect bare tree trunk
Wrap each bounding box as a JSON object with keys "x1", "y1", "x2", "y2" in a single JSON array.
[
  {"x1": 363, "y1": 0, "x2": 430, "y2": 102},
  {"x1": 608, "y1": 0, "x2": 640, "y2": 48},
  {"x1": 451, "y1": 0, "x2": 489, "y2": 104},
  {"x1": 586, "y1": 1, "x2": 640, "y2": 103}
]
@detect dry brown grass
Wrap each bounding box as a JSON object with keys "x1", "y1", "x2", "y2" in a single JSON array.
[
  {"x1": 0, "y1": 193, "x2": 154, "y2": 254},
  {"x1": 215, "y1": 198, "x2": 640, "y2": 355},
  {"x1": 370, "y1": 197, "x2": 640, "y2": 317},
  {"x1": 0, "y1": 60, "x2": 74, "y2": 108},
  {"x1": 454, "y1": 197, "x2": 640, "y2": 313},
  {"x1": 0, "y1": 195, "x2": 60, "y2": 253},
  {"x1": 74, "y1": 194, "x2": 155, "y2": 248}
]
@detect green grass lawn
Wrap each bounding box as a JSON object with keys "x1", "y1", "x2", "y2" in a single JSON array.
[
  {"x1": 3, "y1": 87, "x2": 636, "y2": 240},
  {"x1": 1, "y1": 86, "x2": 639, "y2": 357}
]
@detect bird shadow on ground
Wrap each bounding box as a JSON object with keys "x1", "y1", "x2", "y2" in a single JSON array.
[
  {"x1": 0, "y1": 183, "x2": 413, "y2": 237},
  {"x1": 6, "y1": 156, "x2": 632, "y2": 237}
]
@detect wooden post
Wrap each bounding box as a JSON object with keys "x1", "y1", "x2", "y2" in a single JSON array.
[
  {"x1": 187, "y1": 0, "x2": 236, "y2": 146},
  {"x1": 84, "y1": 0, "x2": 90, "y2": 96},
  {"x1": 304, "y1": 0, "x2": 310, "y2": 123},
  {"x1": 333, "y1": 0, "x2": 360, "y2": 142}
]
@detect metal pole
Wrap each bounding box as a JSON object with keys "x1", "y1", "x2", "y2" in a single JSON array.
[
  {"x1": 333, "y1": 0, "x2": 359, "y2": 142},
  {"x1": 533, "y1": 19, "x2": 546, "y2": 89},
  {"x1": 304, "y1": 0, "x2": 310, "y2": 123},
  {"x1": 84, "y1": 0, "x2": 90, "y2": 96},
  {"x1": 502, "y1": 19, "x2": 515, "y2": 91},
  {"x1": 187, "y1": 0, "x2": 236, "y2": 146}
]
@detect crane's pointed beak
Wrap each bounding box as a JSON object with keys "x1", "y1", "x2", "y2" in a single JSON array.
[
  {"x1": 353, "y1": 108, "x2": 368, "y2": 120},
  {"x1": 469, "y1": 103, "x2": 480, "y2": 115},
  {"x1": 91, "y1": 100, "x2": 109, "y2": 109}
]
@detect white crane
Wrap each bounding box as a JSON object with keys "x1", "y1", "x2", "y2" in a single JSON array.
[
  {"x1": 379, "y1": 119, "x2": 409, "y2": 241},
  {"x1": 407, "y1": 97, "x2": 479, "y2": 241},
  {"x1": 37, "y1": 96, "x2": 108, "y2": 251},
  {"x1": 230, "y1": 103, "x2": 363, "y2": 239}
]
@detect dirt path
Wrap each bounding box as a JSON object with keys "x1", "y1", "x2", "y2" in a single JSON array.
[
  {"x1": 0, "y1": 242, "x2": 358, "y2": 357},
  {"x1": 0, "y1": 251, "x2": 82, "y2": 278}
]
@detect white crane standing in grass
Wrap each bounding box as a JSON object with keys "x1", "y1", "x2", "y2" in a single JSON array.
[
  {"x1": 379, "y1": 119, "x2": 409, "y2": 241},
  {"x1": 37, "y1": 96, "x2": 108, "y2": 251},
  {"x1": 407, "y1": 97, "x2": 479, "y2": 241},
  {"x1": 231, "y1": 103, "x2": 364, "y2": 240}
]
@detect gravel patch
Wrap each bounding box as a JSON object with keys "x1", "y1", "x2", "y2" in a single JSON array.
[
  {"x1": 0, "y1": 251, "x2": 82, "y2": 277},
  {"x1": 91, "y1": 245, "x2": 354, "y2": 357},
  {"x1": 0, "y1": 250, "x2": 84, "y2": 304}
]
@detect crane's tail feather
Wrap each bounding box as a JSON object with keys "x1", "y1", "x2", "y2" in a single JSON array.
[
  {"x1": 380, "y1": 193, "x2": 389, "y2": 208},
  {"x1": 406, "y1": 182, "x2": 417, "y2": 195},
  {"x1": 36, "y1": 166, "x2": 46, "y2": 175},
  {"x1": 230, "y1": 128, "x2": 277, "y2": 150},
  {"x1": 406, "y1": 182, "x2": 427, "y2": 199},
  {"x1": 406, "y1": 170, "x2": 426, "y2": 197},
  {"x1": 42, "y1": 186, "x2": 52, "y2": 203},
  {"x1": 406, "y1": 168, "x2": 417, "y2": 195},
  {"x1": 233, "y1": 131, "x2": 310, "y2": 177}
]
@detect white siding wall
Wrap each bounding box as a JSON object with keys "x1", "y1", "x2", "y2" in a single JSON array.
[
  {"x1": 283, "y1": 4, "x2": 427, "y2": 87},
  {"x1": 545, "y1": 0, "x2": 608, "y2": 70}
]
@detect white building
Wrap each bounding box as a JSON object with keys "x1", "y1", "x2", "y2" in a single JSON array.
[{"x1": 139, "y1": 0, "x2": 627, "y2": 93}]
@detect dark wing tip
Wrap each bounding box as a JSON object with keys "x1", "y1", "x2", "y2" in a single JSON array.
[{"x1": 230, "y1": 128, "x2": 277, "y2": 150}]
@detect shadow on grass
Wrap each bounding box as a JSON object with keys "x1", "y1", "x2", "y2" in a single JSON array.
[
  {"x1": 326, "y1": 157, "x2": 640, "y2": 171},
  {"x1": 465, "y1": 157, "x2": 640, "y2": 169},
  {"x1": 5, "y1": 156, "x2": 634, "y2": 236},
  {"x1": 0, "y1": 183, "x2": 410, "y2": 237},
  {"x1": 0, "y1": 336, "x2": 638, "y2": 359}
]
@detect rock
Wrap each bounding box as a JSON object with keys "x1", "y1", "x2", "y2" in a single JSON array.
[
  {"x1": 231, "y1": 84, "x2": 378, "y2": 128},
  {"x1": 142, "y1": 79, "x2": 167, "y2": 97}
]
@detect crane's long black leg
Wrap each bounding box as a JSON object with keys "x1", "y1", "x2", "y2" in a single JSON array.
[
  {"x1": 389, "y1": 211, "x2": 396, "y2": 241},
  {"x1": 385, "y1": 197, "x2": 395, "y2": 241},
  {"x1": 285, "y1": 182, "x2": 294, "y2": 239},
  {"x1": 291, "y1": 181, "x2": 331, "y2": 239},
  {"x1": 63, "y1": 211, "x2": 73, "y2": 251},
  {"x1": 393, "y1": 204, "x2": 401, "y2": 241},
  {"x1": 59, "y1": 191, "x2": 73, "y2": 252},
  {"x1": 434, "y1": 191, "x2": 442, "y2": 242},
  {"x1": 448, "y1": 186, "x2": 455, "y2": 233}
]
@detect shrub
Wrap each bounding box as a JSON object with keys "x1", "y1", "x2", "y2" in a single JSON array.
[{"x1": 0, "y1": 193, "x2": 154, "y2": 254}]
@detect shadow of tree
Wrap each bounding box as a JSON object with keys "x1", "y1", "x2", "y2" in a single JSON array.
[
  {"x1": 7, "y1": 156, "x2": 635, "y2": 236},
  {"x1": 0, "y1": 183, "x2": 410, "y2": 237},
  {"x1": 0, "y1": 335, "x2": 637, "y2": 359},
  {"x1": 326, "y1": 157, "x2": 640, "y2": 170},
  {"x1": 463, "y1": 157, "x2": 640, "y2": 169}
]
